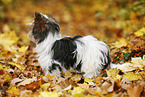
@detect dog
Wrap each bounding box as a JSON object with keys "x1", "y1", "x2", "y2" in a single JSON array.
[{"x1": 28, "y1": 12, "x2": 110, "y2": 78}]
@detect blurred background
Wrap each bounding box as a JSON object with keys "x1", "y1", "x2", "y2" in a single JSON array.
[{"x1": 0, "y1": 0, "x2": 145, "y2": 43}]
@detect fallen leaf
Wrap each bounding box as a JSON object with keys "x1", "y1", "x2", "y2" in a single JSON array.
[
  {"x1": 101, "y1": 82, "x2": 111, "y2": 94},
  {"x1": 65, "y1": 71, "x2": 72, "y2": 77},
  {"x1": 8, "y1": 85, "x2": 20, "y2": 96},
  {"x1": 19, "y1": 90, "x2": 32, "y2": 97},
  {"x1": 71, "y1": 87, "x2": 85, "y2": 95},
  {"x1": 54, "y1": 85, "x2": 62, "y2": 92},
  {"x1": 39, "y1": 91, "x2": 59, "y2": 97},
  {"x1": 2, "y1": 24, "x2": 10, "y2": 32},
  {"x1": 18, "y1": 46, "x2": 28, "y2": 53},
  {"x1": 111, "y1": 38, "x2": 127, "y2": 48},
  {"x1": 120, "y1": 77, "x2": 132, "y2": 90},
  {"x1": 95, "y1": 77, "x2": 103, "y2": 84},
  {"x1": 78, "y1": 83, "x2": 89, "y2": 90},
  {"x1": 123, "y1": 72, "x2": 142, "y2": 80},
  {"x1": 100, "y1": 79, "x2": 114, "y2": 95},
  {"x1": 134, "y1": 27, "x2": 145, "y2": 37},
  {"x1": 3, "y1": 74, "x2": 12, "y2": 81},
  {"x1": 106, "y1": 68, "x2": 122, "y2": 80},
  {"x1": 0, "y1": 69, "x2": 5, "y2": 75},
  {"x1": 64, "y1": 85, "x2": 72, "y2": 91},
  {"x1": 73, "y1": 93, "x2": 85, "y2": 97},
  {"x1": 18, "y1": 77, "x2": 37, "y2": 86},
  {"x1": 72, "y1": 75, "x2": 82, "y2": 83},
  {"x1": 46, "y1": 74, "x2": 55, "y2": 80},
  {"x1": 10, "y1": 78, "x2": 23, "y2": 86},
  {"x1": 25, "y1": 82, "x2": 40, "y2": 92},
  {"x1": 84, "y1": 78, "x2": 95, "y2": 85},
  {"x1": 131, "y1": 57, "x2": 145, "y2": 66},
  {"x1": 85, "y1": 78, "x2": 94, "y2": 82},
  {"x1": 0, "y1": 31, "x2": 19, "y2": 50},
  {"x1": 9, "y1": 62, "x2": 25, "y2": 70},
  {"x1": 41, "y1": 83, "x2": 50, "y2": 89},
  {"x1": 84, "y1": 88, "x2": 96, "y2": 95},
  {"x1": 127, "y1": 84, "x2": 143, "y2": 97}
]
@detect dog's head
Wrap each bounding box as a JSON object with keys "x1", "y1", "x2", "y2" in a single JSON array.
[{"x1": 28, "y1": 12, "x2": 60, "y2": 43}]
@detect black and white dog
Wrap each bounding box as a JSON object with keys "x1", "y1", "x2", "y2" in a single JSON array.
[{"x1": 28, "y1": 12, "x2": 110, "y2": 78}]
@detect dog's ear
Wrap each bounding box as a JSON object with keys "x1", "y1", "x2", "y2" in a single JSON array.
[
  {"x1": 33, "y1": 12, "x2": 47, "y2": 33},
  {"x1": 32, "y1": 12, "x2": 60, "y2": 43},
  {"x1": 35, "y1": 12, "x2": 44, "y2": 21},
  {"x1": 32, "y1": 12, "x2": 47, "y2": 42}
]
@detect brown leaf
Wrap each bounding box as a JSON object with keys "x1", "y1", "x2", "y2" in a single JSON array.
[
  {"x1": 25, "y1": 82, "x2": 40, "y2": 92},
  {"x1": 0, "y1": 69, "x2": 5, "y2": 75},
  {"x1": 114, "y1": 80, "x2": 121, "y2": 92},
  {"x1": 127, "y1": 84, "x2": 143, "y2": 97},
  {"x1": 84, "y1": 88, "x2": 96, "y2": 95}
]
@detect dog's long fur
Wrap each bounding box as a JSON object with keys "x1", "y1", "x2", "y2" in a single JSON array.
[{"x1": 28, "y1": 12, "x2": 110, "y2": 78}]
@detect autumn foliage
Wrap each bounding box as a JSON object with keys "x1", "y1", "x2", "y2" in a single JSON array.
[{"x1": 0, "y1": 0, "x2": 145, "y2": 97}]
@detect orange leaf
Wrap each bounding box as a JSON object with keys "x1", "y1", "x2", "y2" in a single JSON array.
[
  {"x1": 127, "y1": 84, "x2": 143, "y2": 97},
  {"x1": 25, "y1": 82, "x2": 40, "y2": 92}
]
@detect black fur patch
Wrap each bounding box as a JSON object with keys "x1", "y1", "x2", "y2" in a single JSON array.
[
  {"x1": 49, "y1": 63, "x2": 62, "y2": 73},
  {"x1": 100, "y1": 50, "x2": 110, "y2": 69},
  {"x1": 76, "y1": 60, "x2": 82, "y2": 71},
  {"x1": 51, "y1": 35, "x2": 82, "y2": 70}
]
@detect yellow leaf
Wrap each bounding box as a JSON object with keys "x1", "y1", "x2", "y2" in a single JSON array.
[
  {"x1": 9, "y1": 62, "x2": 25, "y2": 70},
  {"x1": 3, "y1": 74, "x2": 12, "y2": 80},
  {"x1": 139, "y1": 71, "x2": 145, "y2": 76},
  {"x1": 78, "y1": 83, "x2": 89, "y2": 89},
  {"x1": 41, "y1": 83, "x2": 50, "y2": 89},
  {"x1": 65, "y1": 71, "x2": 72, "y2": 77},
  {"x1": 108, "y1": 68, "x2": 118, "y2": 77},
  {"x1": 0, "y1": 31, "x2": 19, "y2": 50},
  {"x1": 134, "y1": 27, "x2": 145, "y2": 37},
  {"x1": 95, "y1": 77, "x2": 103, "y2": 84},
  {"x1": 0, "y1": 64, "x2": 3, "y2": 69},
  {"x1": 120, "y1": 57, "x2": 145, "y2": 72},
  {"x1": 107, "y1": 68, "x2": 122, "y2": 80},
  {"x1": 39, "y1": 91, "x2": 59, "y2": 97},
  {"x1": 84, "y1": 78, "x2": 95, "y2": 85},
  {"x1": 131, "y1": 57, "x2": 145, "y2": 66},
  {"x1": 123, "y1": 72, "x2": 142, "y2": 80},
  {"x1": 8, "y1": 86, "x2": 20, "y2": 96},
  {"x1": 112, "y1": 38, "x2": 127, "y2": 48},
  {"x1": 46, "y1": 74, "x2": 55, "y2": 80},
  {"x1": 72, "y1": 75, "x2": 82, "y2": 83},
  {"x1": 121, "y1": 65, "x2": 136, "y2": 72},
  {"x1": 2, "y1": 24, "x2": 10, "y2": 32},
  {"x1": 18, "y1": 46, "x2": 28, "y2": 53},
  {"x1": 71, "y1": 87, "x2": 84, "y2": 95},
  {"x1": 84, "y1": 78, "x2": 94, "y2": 82},
  {"x1": 73, "y1": 93, "x2": 85, "y2": 97}
]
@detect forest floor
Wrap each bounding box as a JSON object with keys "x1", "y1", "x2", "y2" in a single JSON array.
[{"x1": 0, "y1": 0, "x2": 145, "y2": 97}]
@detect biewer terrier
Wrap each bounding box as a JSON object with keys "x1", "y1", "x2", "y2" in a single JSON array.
[{"x1": 28, "y1": 12, "x2": 110, "y2": 78}]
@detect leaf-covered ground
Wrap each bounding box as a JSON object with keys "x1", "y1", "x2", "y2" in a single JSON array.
[{"x1": 0, "y1": 0, "x2": 145, "y2": 97}]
